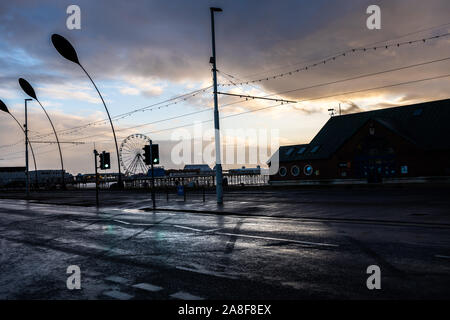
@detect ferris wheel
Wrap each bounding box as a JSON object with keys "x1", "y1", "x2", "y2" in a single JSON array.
[{"x1": 119, "y1": 134, "x2": 151, "y2": 175}]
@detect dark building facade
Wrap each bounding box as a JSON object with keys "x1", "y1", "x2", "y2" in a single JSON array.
[{"x1": 269, "y1": 99, "x2": 450, "y2": 185}]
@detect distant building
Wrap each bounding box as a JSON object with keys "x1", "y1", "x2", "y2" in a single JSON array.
[
  {"x1": 147, "y1": 167, "x2": 165, "y2": 177},
  {"x1": 269, "y1": 99, "x2": 450, "y2": 185},
  {"x1": 183, "y1": 164, "x2": 212, "y2": 172},
  {"x1": 29, "y1": 170, "x2": 73, "y2": 185},
  {"x1": 0, "y1": 167, "x2": 26, "y2": 187},
  {"x1": 229, "y1": 166, "x2": 261, "y2": 175}
]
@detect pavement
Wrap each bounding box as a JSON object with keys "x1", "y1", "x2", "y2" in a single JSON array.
[{"x1": 0, "y1": 186, "x2": 449, "y2": 299}]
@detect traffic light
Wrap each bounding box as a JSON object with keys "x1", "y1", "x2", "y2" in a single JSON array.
[
  {"x1": 143, "y1": 144, "x2": 159, "y2": 165},
  {"x1": 151, "y1": 144, "x2": 159, "y2": 164},
  {"x1": 99, "y1": 151, "x2": 110, "y2": 170},
  {"x1": 143, "y1": 145, "x2": 150, "y2": 165}
]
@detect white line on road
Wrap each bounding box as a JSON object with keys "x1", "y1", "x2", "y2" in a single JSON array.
[
  {"x1": 103, "y1": 290, "x2": 134, "y2": 300},
  {"x1": 132, "y1": 283, "x2": 163, "y2": 292},
  {"x1": 176, "y1": 266, "x2": 238, "y2": 280},
  {"x1": 215, "y1": 232, "x2": 339, "y2": 247},
  {"x1": 112, "y1": 219, "x2": 131, "y2": 225},
  {"x1": 105, "y1": 276, "x2": 130, "y2": 285},
  {"x1": 173, "y1": 225, "x2": 203, "y2": 232},
  {"x1": 203, "y1": 228, "x2": 223, "y2": 233},
  {"x1": 170, "y1": 291, "x2": 204, "y2": 300},
  {"x1": 435, "y1": 255, "x2": 450, "y2": 259},
  {"x1": 127, "y1": 221, "x2": 338, "y2": 248}
]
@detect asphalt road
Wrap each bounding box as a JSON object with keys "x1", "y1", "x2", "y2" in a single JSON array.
[{"x1": 0, "y1": 195, "x2": 449, "y2": 300}]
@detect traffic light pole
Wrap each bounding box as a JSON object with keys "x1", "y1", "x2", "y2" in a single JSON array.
[
  {"x1": 93, "y1": 149, "x2": 99, "y2": 207},
  {"x1": 150, "y1": 140, "x2": 156, "y2": 210}
]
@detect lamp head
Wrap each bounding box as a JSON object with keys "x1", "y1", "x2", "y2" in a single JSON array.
[
  {"x1": 0, "y1": 99, "x2": 9, "y2": 113},
  {"x1": 18, "y1": 78, "x2": 38, "y2": 100},
  {"x1": 51, "y1": 34, "x2": 80, "y2": 65}
]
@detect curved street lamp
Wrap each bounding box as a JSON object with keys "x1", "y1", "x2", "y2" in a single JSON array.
[
  {"x1": 0, "y1": 99, "x2": 38, "y2": 187},
  {"x1": 18, "y1": 78, "x2": 65, "y2": 188},
  {"x1": 51, "y1": 34, "x2": 123, "y2": 188}
]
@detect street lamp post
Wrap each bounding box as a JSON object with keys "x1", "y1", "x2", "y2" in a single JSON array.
[
  {"x1": 0, "y1": 99, "x2": 39, "y2": 189},
  {"x1": 210, "y1": 7, "x2": 224, "y2": 204},
  {"x1": 51, "y1": 34, "x2": 123, "y2": 188},
  {"x1": 18, "y1": 78, "x2": 65, "y2": 188},
  {"x1": 24, "y1": 98, "x2": 31, "y2": 197}
]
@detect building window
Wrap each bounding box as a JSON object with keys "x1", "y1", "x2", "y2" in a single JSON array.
[
  {"x1": 279, "y1": 167, "x2": 287, "y2": 177},
  {"x1": 401, "y1": 165, "x2": 408, "y2": 174},
  {"x1": 297, "y1": 147, "x2": 307, "y2": 155},
  {"x1": 285, "y1": 148, "x2": 294, "y2": 156},
  {"x1": 304, "y1": 165, "x2": 313, "y2": 176},
  {"x1": 413, "y1": 109, "x2": 423, "y2": 116},
  {"x1": 291, "y1": 166, "x2": 300, "y2": 176},
  {"x1": 310, "y1": 145, "x2": 320, "y2": 153}
]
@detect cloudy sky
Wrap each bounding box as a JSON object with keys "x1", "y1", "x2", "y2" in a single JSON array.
[{"x1": 1, "y1": 0, "x2": 450, "y2": 174}]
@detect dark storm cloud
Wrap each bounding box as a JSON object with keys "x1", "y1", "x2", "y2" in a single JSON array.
[
  {"x1": 2, "y1": 0, "x2": 450, "y2": 173},
  {"x1": 1, "y1": 0, "x2": 450, "y2": 102}
]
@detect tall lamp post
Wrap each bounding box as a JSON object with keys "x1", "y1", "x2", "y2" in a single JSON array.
[
  {"x1": 210, "y1": 7, "x2": 223, "y2": 204},
  {"x1": 18, "y1": 78, "x2": 65, "y2": 188},
  {"x1": 0, "y1": 99, "x2": 39, "y2": 190},
  {"x1": 51, "y1": 34, "x2": 123, "y2": 188}
]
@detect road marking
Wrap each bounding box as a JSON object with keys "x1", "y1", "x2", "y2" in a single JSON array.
[
  {"x1": 203, "y1": 228, "x2": 223, "y2": 233},
  {"x1": 170, "y1": 291, "x2": 204, "y2": 300},
  {"x1": 105, "y1": 248, "x2": 129, "y2": 256},
  {"x1": 112, "y1": 219, "x2": 131, "y2": 225},
  {"x1": 173, "y1": 225, "x2": 203, "y2": 232},
  {"x1": 132, "y1": 283, "x2": 163, "y2": 292},
  {"x1": 103, "y1": 290, "x2": 133, "y2": 300},
  {"x1": 84, "y1": 271, "x2": 102, "y2": 277},
  {"x1": 176, "y1": 266, "x2": 238, "y2": 280},
  {"x1": 105, "y1": 276, "x2": 130, "y2": 284},
  {"x1": 215, "y1": 232, "x2": 339, "y2": 247},
  {"x1": 435, "y1": 255, "x2": 450, "y2": 259},
  {"x1": 113, "y1": 219, "x2": 155, "y2": 227},
  {"x1": 54, "y1": 239, "x2": 114, "y2": 253}
]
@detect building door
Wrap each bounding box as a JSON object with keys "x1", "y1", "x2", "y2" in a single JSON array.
[{"x1": 353, "y1": 135, "x2": 397, "y2": 183}]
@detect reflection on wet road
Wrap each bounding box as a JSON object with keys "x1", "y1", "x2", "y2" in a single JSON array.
[{"x1": 0, "y1": 199, "x2": 449, "y2": 299}]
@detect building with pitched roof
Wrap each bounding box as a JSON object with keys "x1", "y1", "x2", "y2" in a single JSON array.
[{"x1": 269, "y1": 99, "x2": 450, "y2": 184}]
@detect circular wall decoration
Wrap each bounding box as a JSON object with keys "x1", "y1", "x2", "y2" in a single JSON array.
[
  {"x1": 304, "y1": 164, "x2": 313, "y2": 176},
  {"x1": 291, "y1": 165, "x2": 300, "y2": 176},
  {"x1": 279, "y1": 166, "x2": 287, "y2": 177}
]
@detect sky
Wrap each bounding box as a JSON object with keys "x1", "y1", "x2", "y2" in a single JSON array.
[{"x1": 0, "y1": 0, "x2": 450, "y2": 174}]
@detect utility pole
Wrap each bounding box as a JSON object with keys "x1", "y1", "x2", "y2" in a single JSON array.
[
  {"x1": 24, "y1": 98, "x2": 32, "y2": 198},
  {"x1": 94, "y1": 149, "x2": 99, "y2": 207},
  {"x1": 210, "y1": 7, "x2": 223, "y2": 204}
]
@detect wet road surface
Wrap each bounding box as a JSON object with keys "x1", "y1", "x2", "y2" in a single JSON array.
[{"x1": 0, "y1": 199, "x2": 449, "y2": 299}]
